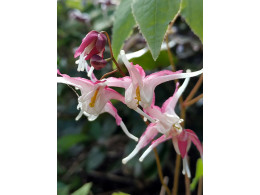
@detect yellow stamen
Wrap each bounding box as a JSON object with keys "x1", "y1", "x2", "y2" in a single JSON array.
[
  {"x1": 173, "y1": 123, "x2": 181, "y2": 130},
  {"x1": 135, "y1": 86, "x2": 141, "y2": 105},
  {"x1": 89, "y1": 88, "x2": 100, "y2": 107}
]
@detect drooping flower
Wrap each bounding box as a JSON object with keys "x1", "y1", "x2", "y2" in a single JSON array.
[
  {"x1": 90, "y1": 54, "x2": 107, "y2": 70},
  {"x1": 74, "y1": 31, "x2": 107, "y2": 72},
  {"x1": 106, "y1": 50, "x2": 203, "y2": 110},
  {"x1": 57, "y1": 69, "x2": 138, "y2": 141},
  {"x1": 122, "y1": 75, "x2": 203, "y2": 177}
]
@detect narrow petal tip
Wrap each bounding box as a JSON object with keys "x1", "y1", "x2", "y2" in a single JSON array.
[{"x1": 120, "y1": 50, "x2": 126, "y2": 56}]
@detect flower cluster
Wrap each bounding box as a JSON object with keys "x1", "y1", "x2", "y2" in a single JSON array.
[{"x1": 58, "y1": 31, "x2": 203, "y2": 178}]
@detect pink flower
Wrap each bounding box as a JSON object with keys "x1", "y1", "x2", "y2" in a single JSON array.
[
  {"x1": 57, "y1": 69, "x2": 138, "y2": 141},
  {"x1": 122, "y1": 76, "x2": 203, "y2": 177},
  {"x1": 106, "y1": 50, "x2": 203, "y2": 110},
  {"x1": 74, "y1": 31, "x2": 106, "y2": 60},
  {"x1": 172, "y1": 129, "x2": 203, "y2": 177},
  {"x1": 74, "y1": 31, "x2": 107, "y2": 72}
]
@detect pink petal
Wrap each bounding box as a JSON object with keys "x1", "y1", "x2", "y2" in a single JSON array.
[
  {"x1": 122, "y1": 123, "x2": 159, "y2": 164},
  {"x1": 57, "y1": 69, "x2": 93, "y2": 90},
  {"x1": 161, "y1": 82, "x2": 180, "y2": 113},
  {"x1": 106, "y1": 76, "x2": 131, "y2": 88},
  {"x1": 151, "y1": 134, "x2": 172, "y2": 146},
  {"x1": 128, "y1": 63, "x2": 144, "y2": 86},
  {"x1": 185, "y1": 129, "x2": 203, "y2": 157},
  {"x1": 96, "y1": 33, "x2": 106, "y2": 52},
  {"x1": 106, "y1": 76, "x2": 132, "y2": 89},
  {"x1": 85, "y1": 47, "x2": 99, "y2": 60},
  {"x1": 161, "y1": 74, "x2": 191, "y2": 115},
  {"x1": 143, "y1": 69, "x2": 203, "y2": 101},
  {"x1": 90, "y1": 55, "x2": 107, "y2": 70},
  {"x1": 103, "y1": 87, "x2": 125, "y2": 103},
  {"x1": 74, "y1": 31, "x2": 98, "y2": 58},
  {"x1": 103, "y1": 102, "x2": 122, "y2": 125},
  {"x1": 177, "y1": 130, "x2": 189, "y2": 158},
  {"x1": 146, "y1": 70, "x2": 183, "y2": 80},
  {"x1": 143, "y1": 104, "x2": 162, "y2": 119},
  {"x1": 134, "y1": 65, "x2": 146, "y2": 78},
  {"x1": 139, "y1": 134, "x2": 172, "y2": 162},
  {"x1": 151, "y1": 93, "x2": 156, "y2": 107},
  {"x1": 97, "y1": 48, "x2": 105, "y2": 59},
  {"x1": 139, "y1": 123, "x2": 159, "y2": 148}
]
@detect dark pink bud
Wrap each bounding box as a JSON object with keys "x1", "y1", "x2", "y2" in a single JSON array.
[
  {"x1": 74, "y1": 31, "x2": 98, "y2": 58},
  {"x1": 90, "y1": 55, "x2": 107, "y2": 70},
  {"x1": 74, "y1": 31, "x2": 107, "y2": 60}
]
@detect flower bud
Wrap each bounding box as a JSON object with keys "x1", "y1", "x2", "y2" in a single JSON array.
[
  {"x1": 74, "y1": 31, "x2": 107, "y2": 60},
  {"x1": 90, "y1": 55, "x2": 107, "y2": 70}
]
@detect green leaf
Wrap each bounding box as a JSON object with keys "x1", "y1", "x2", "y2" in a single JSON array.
[
  {"x1": 112, "y1": 192, "x2": 130, "y2": 195},
  {"x1": 57, "y1": 134, "x2": 89, "y2": 154},
  {"x1": 129, "y1": 50, "x2": 177, "y2": 70},
  {"x1": 181, "y1": 0, "x2": 203, "y2": 42},
  {"x1": 112, "y1": 0, "x2": 136, "y2": 60},
  {"x1": 190, "y1": 158, "x2": 203, "y2": 191},
  {"x1": 71, "y1": 182, "x2": 92, "y2": 195},
  {"x1": 132, "y1": 0, "x2": 180, "y2": 60},
  {"x1": 66, "y1": 0, "x2": 83, "y2": 11}
]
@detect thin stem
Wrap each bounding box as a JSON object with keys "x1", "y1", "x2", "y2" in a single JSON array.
[
  {"x1": 100, "y1": 69, "x2": 118, "y2": 80},
  {"x1": 105, "y1": 57, "x2": 112, "y2": 62},
  {"x1": 112, "y1": 57, "x2": 125, "y2": 76},
  {"x1": 168, "y1": 11, "x2": 180, "y2": 30},
  {"x1": 172, "y1": 154, "x2": 181, "y2": 195},
  {"x1": 101, "y1": 31, "x2": 114, "y2": 57},
  {"x1": 160, "y1": 177, "x2": 169, "y2": 195},
  {"x1": 184, "y1": 173, "x2": 191, "y2": 195},
  {"x1": 185, "y1": 75, "x2": 203, "y2": 102},
  {"x1": 197, "y1": 177, "x2": 203, "y2": 195},
  {"x1": 153, "y1": 148, "x2": 171, "y2": 195},
  {"x1": 101, "y1": 31, "x2": 126, "y2": 76},
  {"x1": 165, "y1": 11, "x2": 179, "y2": 72},
  {"x1": 184, "y1": 94, "x2": 203, "y2": 107},
  {"x1": 166, "y1": 35, "x2": 175, "y2": 72}
]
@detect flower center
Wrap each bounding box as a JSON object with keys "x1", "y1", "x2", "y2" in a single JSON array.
[
  {"x1": 173, "y1": 119, "x2": 184, "y2": 132},
  {"x1": 135, "y1": 86, "x2": 141, "y2": 105},
  {"x1": 89, "y1": 88, "x2": 100, "y2": 107}
]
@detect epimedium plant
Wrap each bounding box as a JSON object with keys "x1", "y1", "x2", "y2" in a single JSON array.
[{"x1": 57, "y1": 0, "x2": 203, "y2": 194}]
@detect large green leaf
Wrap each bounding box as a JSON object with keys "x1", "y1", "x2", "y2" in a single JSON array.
[
  {"x1": 132, "y1": 0, "x2": 180, "y2": 60},
  {"x1": 71, "y1": 183, "x2": 92, "y2": 195},
  {"x1": 190, "y1": 158, "x2": 203, "y2": 191},
  {"x1": 112, "y1": 0, "x2": 136, "y2": 60},
  {"x1": 129, "y1": 50, "x2": 177, "y2": 70},
  {"x1": 181, "y1": 0, "x2": 203, "y2": 42}
]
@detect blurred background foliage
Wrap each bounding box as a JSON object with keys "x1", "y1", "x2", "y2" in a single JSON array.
[{"x1": 57, "y1": 0, "x2": 203, "y2": 194}]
